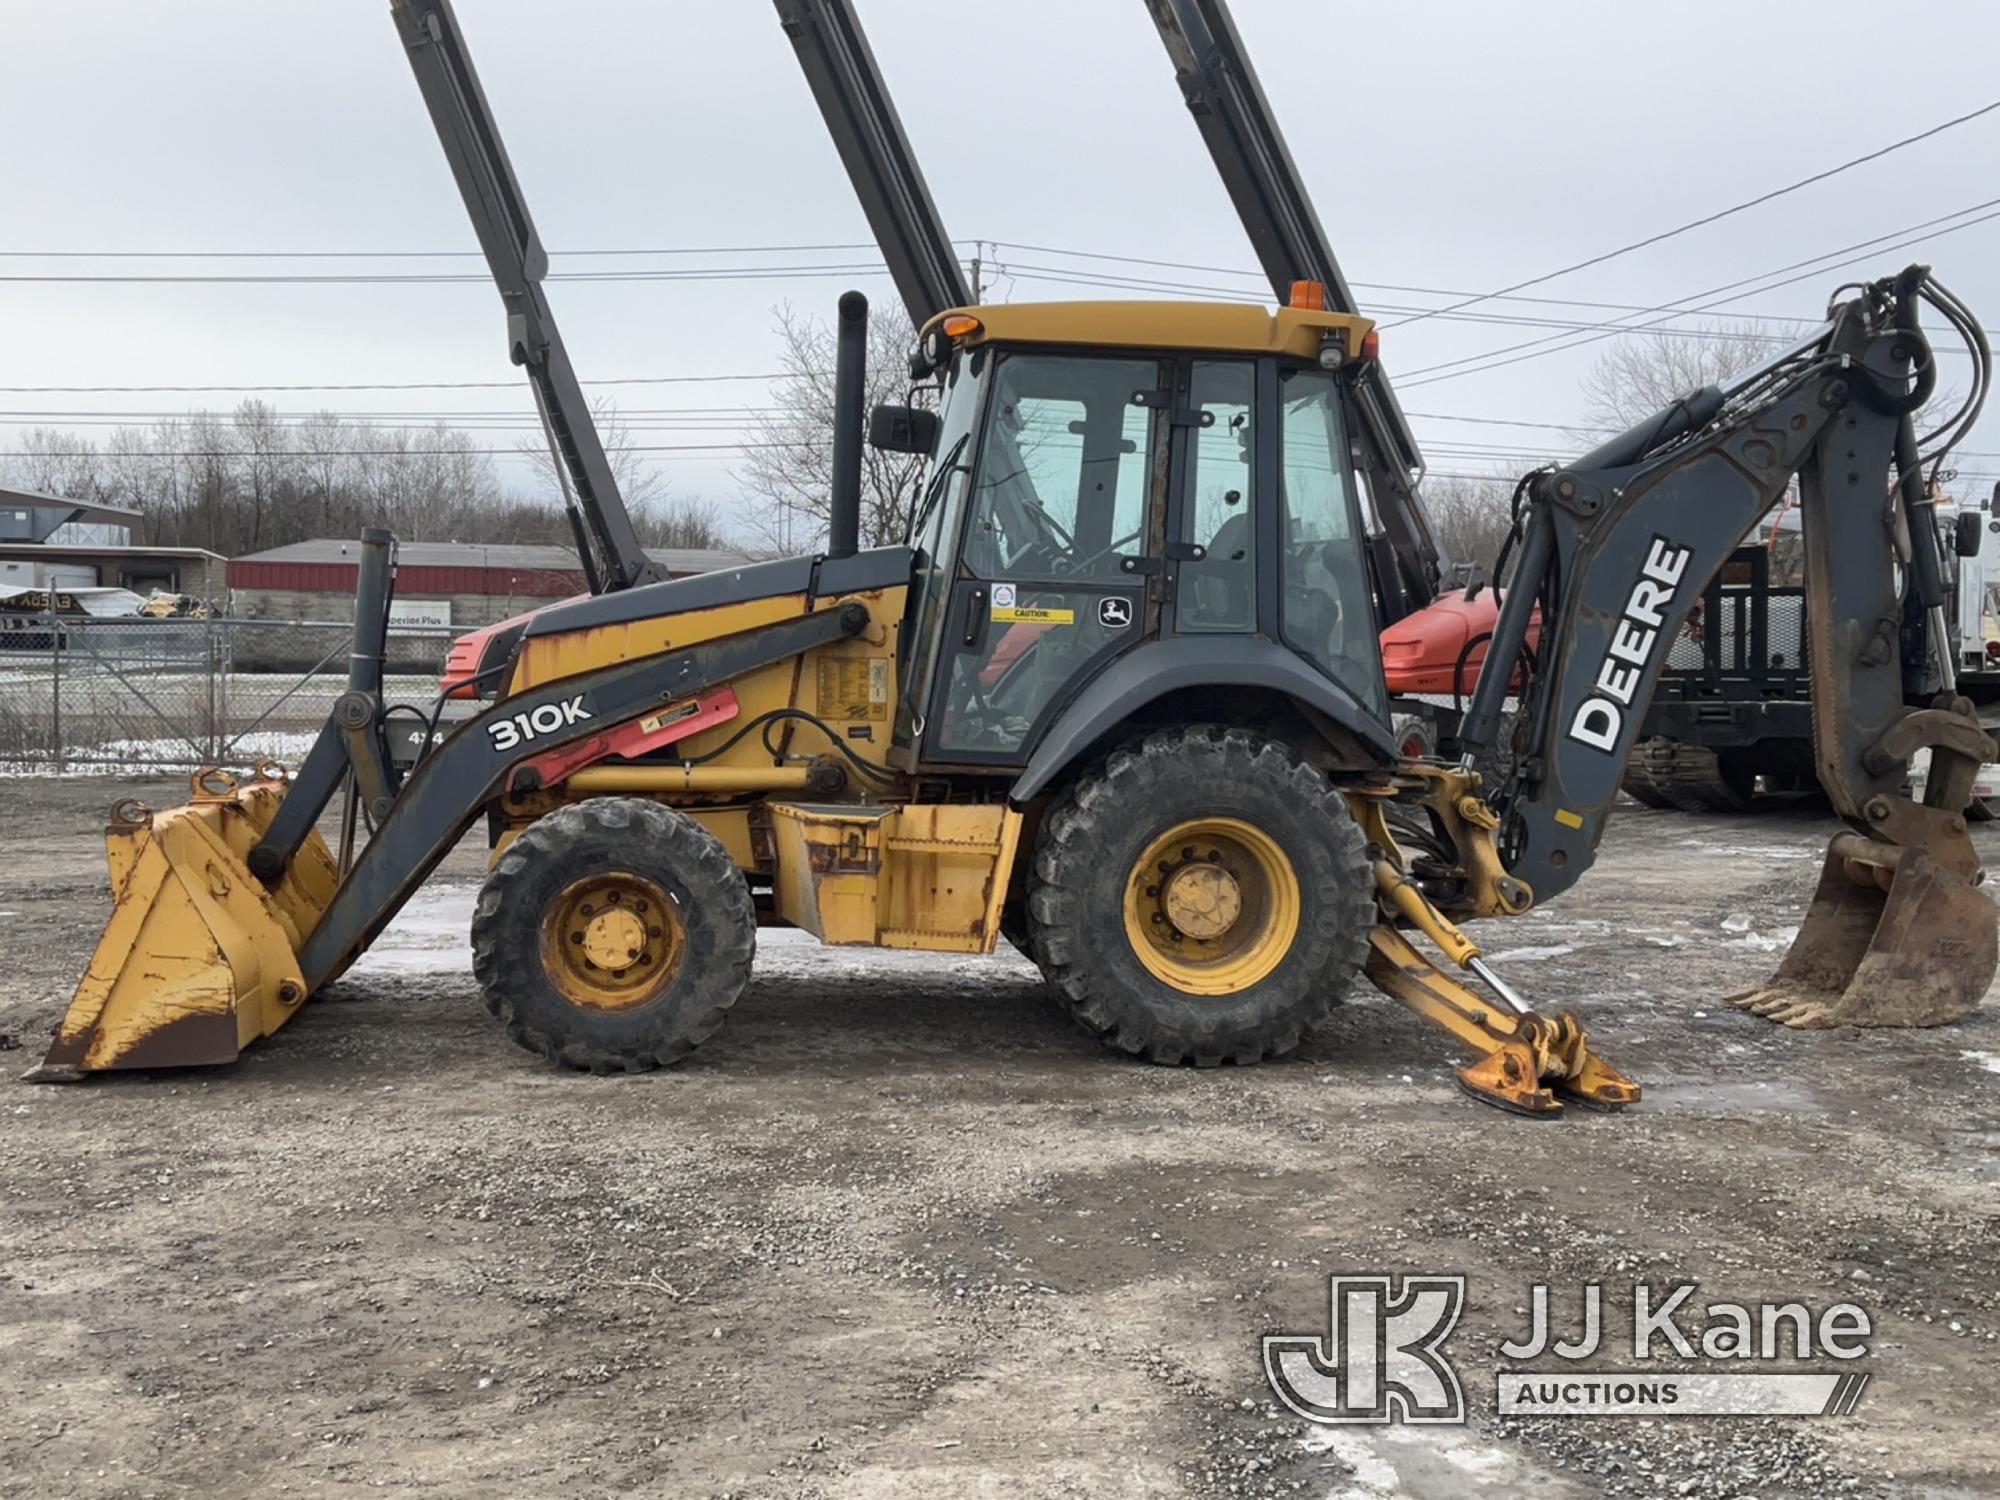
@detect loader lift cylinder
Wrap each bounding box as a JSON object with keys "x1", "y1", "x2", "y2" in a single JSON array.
[
  {"x1": 828, "y1": 290, "x2": 868, "y2": 560},
  {"x1": 348, "y1": 527, "x2": 396, "y2": 697}
]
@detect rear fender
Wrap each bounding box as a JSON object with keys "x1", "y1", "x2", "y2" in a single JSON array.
[{"x1": 1008, "y1": 635, "x2": 1395, "y2": 805}]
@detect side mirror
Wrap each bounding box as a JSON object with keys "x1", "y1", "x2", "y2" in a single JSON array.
[
  {"x1": 869, "y1": 403, "x2": 940, "y2": 456},
  {"x1": 1956, "y1": 508, "x2": 1984, "y2": 558}
]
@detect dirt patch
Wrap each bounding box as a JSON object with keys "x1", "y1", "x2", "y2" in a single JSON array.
[{"x1": 0, "y1": 777, "x2": 1995, "y2": 1498}]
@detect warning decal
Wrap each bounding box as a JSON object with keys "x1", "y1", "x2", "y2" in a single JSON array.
[
  {"x1": 817, "y1": 657, "x2": 889, "y2": 720},
  {"x1": 993, "y1": 606, "x2": 1074, "y2": 625}
]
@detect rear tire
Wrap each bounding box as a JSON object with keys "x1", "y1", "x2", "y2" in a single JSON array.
[
  {"x1": 1391, "y1": 712, "x2": 1438, "y2": 761},
  {"x1": 472, "y1": 797, "x2": 755, "y2": 1072},
  {"x1": 1027, "y1": 726, "x2": 1374, "y2": 1066}
]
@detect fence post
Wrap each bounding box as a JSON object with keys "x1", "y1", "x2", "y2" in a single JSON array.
[
  {"x1": 216, "y1": 614, "x2": 229, "y2": 764},
  {"x1": 48, "y1": 609, "x2": 63, "y2": 776},
  {"x1": 207, "y1": 612, "x2": 221, "y2": 764}
]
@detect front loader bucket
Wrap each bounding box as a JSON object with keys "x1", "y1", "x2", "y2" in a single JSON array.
[
  {"x1": 28, "y1": 768, "x2": 340, "y2": 1080},
  {"x1": 1732, "y1": 833, "x2": 1997, "y2": 1029}
]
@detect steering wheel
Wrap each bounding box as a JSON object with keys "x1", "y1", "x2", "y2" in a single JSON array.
[{"x1": 1052, "y1": 528, "x2": 1144, "y2": 577}]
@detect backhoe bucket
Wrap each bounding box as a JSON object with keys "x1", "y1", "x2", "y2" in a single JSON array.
[
  {"x1": 1732, "y1": 833, "x2": 1997, "y2": 1029},
  {"x1": 28, "y1": 769, "x2": 339, "y2": 1080}
]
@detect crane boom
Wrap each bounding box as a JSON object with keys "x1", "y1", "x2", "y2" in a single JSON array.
[
  {"x1": 773, "y1": 0, "x2": 972, "y2": 327},
  {"x1": 1142, "y1": 0, "x2": 1447, "y2": 607},
  {"x1": 390, "y1": 0, "x2": 663, "y2": 592}
]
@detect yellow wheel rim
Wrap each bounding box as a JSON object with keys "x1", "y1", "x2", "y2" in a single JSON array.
[
  {"x1": 539, "y1": 872, "x2": 683, "y2": 1011},
  {"x1": 1122, "y1": 817, "x2": 1301, "y2": 995}
]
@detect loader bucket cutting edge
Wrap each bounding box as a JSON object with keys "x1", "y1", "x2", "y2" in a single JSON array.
[
  {"x1": 27, "y1": 772, "x2": 340, "y2": 1080},
  {"x1": 1730, "y1": 834, "x2": 1998, "y2": 1029}
]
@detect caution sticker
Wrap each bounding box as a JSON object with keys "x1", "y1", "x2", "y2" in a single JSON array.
[
  {"x1": 993, "y1": 606, "x2": 1074, "y2": 624},
  {"x1": 639, "y1": 699, "x2": 705, "y2": 735},
  {"x1": 817, "y1": 657, "x2": 889, "y2": 720}
]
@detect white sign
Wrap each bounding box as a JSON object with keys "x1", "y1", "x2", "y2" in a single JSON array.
[{"x1": 388, "y1": 598, "x2": 452, "y2": 631}]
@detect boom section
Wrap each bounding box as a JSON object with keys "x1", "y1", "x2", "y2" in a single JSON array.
[
  {"x1": 774, "y1": 0, "x2": 972, "y2": 326},
  {"x1": 1141, "y1": 0, "x2": 1446, "y2": 605},
  {"x1": 391, "y1": 0, "x2": 662, "y2": 591}
]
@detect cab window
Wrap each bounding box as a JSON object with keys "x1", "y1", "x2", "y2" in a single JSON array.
[
  {"x1": 1278, "y1": 368, "x2": 1385, "y2": 714},
  {"x1": 1175, "y1": 360, "x2": 1256, "y2": 632}
]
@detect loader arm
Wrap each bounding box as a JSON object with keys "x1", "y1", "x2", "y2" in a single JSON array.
[
  {"x1": 390, "y1": 0, "x2": 662, "y2": 592},
  {"x1": 1451, "y1": 266, "x2": 1996, "y2": 1028}
]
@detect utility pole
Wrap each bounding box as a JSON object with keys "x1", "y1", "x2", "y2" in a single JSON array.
[{"x1": 969, "y1": 239, "x2": 985, "y2": 302}]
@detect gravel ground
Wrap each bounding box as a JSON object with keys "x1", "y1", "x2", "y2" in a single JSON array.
[{"x1": 0, "y1": 774, "x2": 1996, "y2": 1499}]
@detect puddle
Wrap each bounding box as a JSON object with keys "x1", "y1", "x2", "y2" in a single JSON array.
[
  {"x1": 1639, "y1": 1078, "x2": 1830, "y2": 1118},
  {"x1": 1302, "y1": 1423, "x2": 1558, "y2": 1499},
  {"x1": 1482, "y1": 944, "x2": 1576, "y2": 964},
  {"x1": 1720, "y1": 924, "x2": 1801, "y2": 952},
  {"x1": 345, "y1": 884, "x2": 476, "y2": 977},
  {"x1": 338, "y1": 894, "x2": 1040, "y2": 985}
]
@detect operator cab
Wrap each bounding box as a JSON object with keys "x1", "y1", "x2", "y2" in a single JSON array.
[{"x1": 874, "y1": 295, "x2": 1391, "y2": 772}]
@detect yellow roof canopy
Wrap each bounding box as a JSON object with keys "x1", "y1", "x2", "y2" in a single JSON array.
[{"x1": 921, "y1": 299, "x2": 1374, "y2": 362}]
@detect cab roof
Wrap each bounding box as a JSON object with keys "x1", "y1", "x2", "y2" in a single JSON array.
[{"x1": 920, "y1": 299, "x2": 1374, "y2": 362}]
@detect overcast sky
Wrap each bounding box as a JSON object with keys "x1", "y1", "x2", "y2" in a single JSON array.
[{"x1": 4, "y1": 0, "x2": 1998, "y2": 538}]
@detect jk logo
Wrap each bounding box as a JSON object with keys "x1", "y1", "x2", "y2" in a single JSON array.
[{"x1": 1263, "y1": 1275, "x2": 1466, "y2": 1425}]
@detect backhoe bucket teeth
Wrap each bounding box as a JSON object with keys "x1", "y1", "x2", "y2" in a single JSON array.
[
  {"x1": 1731, "y1": 836, "x2": 1997, "y2": 1029},
  {"x1": 26, "y1": 770, "x2": 339, "y2": 1080}
]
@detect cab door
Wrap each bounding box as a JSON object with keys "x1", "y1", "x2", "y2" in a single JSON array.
[{"x1": 920, "y1": 351, "x2": 1166, "y2": 766}]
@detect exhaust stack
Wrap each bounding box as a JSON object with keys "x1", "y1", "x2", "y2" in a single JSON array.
[{"x1": 828, "y1": 290, "x2": 868, "y2": 559}]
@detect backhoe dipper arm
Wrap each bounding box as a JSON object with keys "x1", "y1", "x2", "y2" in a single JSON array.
[
  {"x1": 390, "y1": 0, "x2": 663, "y2": 592},
  {"x1": 1458, "y1": 270, "x2": 1996, "y2": 1027},
  {"x1": 774, "y1": 0, "x2": 972, "y2": 326},
  {"x1": 1141, "y1": 0, "x2": 1446, "y2": 606}
]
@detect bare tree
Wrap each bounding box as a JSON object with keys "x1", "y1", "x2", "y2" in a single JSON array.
[
  {"x1": 737, "y1": 301, "x2": 928, "y2": 554},
  {"x1": 638, "y1": 496, "x2": 727, "y2": 550},
  {"x1": 1578, "y1": 321, "x2": 1799, "y2": 434},
  {"x1": 2, "y1": 427, "x2": 113, "y2": 503},
  {"x1": 515, "y1": 397, "x2": 668, "y2": 511},
  {"x1": 514, "y1": 396, "x2": 729, "y2": 552},
  {"x1": 1423, "y1": 473, "x2": 1520, "y2": 581}
]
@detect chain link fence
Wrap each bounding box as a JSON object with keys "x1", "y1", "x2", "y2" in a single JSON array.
[{"x1": 0, "y1": 613, "x2": 457, "y2": 773}]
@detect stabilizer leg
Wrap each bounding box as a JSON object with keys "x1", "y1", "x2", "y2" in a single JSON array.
[{"x1": 1363, "y1": 924, "x2": 1641, "y2": 1118}]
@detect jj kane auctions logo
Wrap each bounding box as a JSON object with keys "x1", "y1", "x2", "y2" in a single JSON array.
[{"x1": 1265, "y1": 1276, "x2": 1872, "y2": 1423}]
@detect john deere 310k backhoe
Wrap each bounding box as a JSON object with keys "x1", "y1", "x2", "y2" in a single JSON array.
[{"x1": 30, "y1": 0, "x2": 1996, "y2": 1116}]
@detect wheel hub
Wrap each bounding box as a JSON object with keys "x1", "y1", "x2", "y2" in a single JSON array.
[
  {"x1": 1163, "y1": 862, "x2": 1242, "y2": 940},
  {"x1": 541, "y1": 872, "x2": 682, "y2": 1011},
  {"x1": 579, "y1": 906, "x2": 648, "y2": 971},
  {"x1": 1122, "y1": 817, "x2": 1302, "y2": 996}
]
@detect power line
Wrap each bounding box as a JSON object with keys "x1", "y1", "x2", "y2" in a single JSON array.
[
  {"x1": 44, "y1": 442, "x2": 789, "y2": 459},
  {"x1": 1382, "y1": 96, "x2": 2000, "y2": 333},
  {"x1": 0, "y1": 262, "x2": 905, "y2": 286},
  {"x1": 0, "y1": 241, "x2": 954, "y2": 259},
  {"x1": 993, "y1": 241, "x2": 1848, "y2": 327},
  {"x1": 0, "y1": 230, "x2": 1909, "y2": 332},
  {"x1": 0, "y1": 373, "x2": 791, "y2": 394},
  {"x1": 1398, "y1": 200, "x2": 2000, "y2": 387}
]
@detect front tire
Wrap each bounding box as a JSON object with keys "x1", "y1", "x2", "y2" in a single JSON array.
[
  {"x1": 1026, "y1": 726, "x2": 1374, "y2": 1066},
  {"x1": 472, "y1": 798, "x2": 755, "y2": 1072}
]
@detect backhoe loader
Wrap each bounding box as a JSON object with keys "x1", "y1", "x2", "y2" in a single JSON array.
[{"x1": 30, "y1": 0, "x2": 1997, "y2": 1116}]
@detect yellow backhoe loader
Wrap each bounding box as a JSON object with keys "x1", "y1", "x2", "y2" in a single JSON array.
[{"x1": 30, "y1": 0, "x2": 1996, "y2": 1116}]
